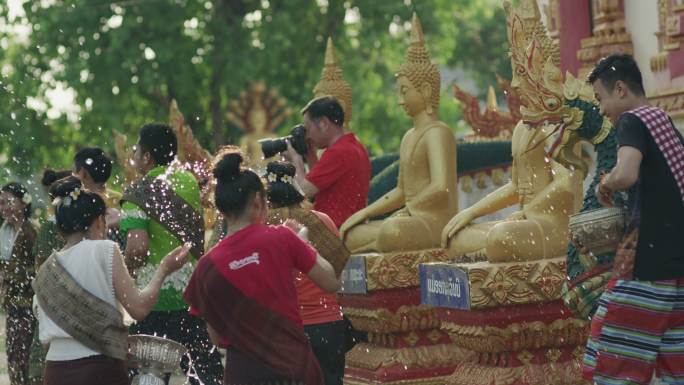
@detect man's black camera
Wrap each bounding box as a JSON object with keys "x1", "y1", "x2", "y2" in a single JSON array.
[{"x1": 259, "y1": 124, "x2": 308, "y2": 159}]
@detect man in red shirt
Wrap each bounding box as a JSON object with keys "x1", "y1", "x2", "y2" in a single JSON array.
[
  {"x1": 286, "y1": 96, "x2": 370, "y2": 384},
  {"x1": 287, "y1": 96, "x2": 371, "y2": 228}
]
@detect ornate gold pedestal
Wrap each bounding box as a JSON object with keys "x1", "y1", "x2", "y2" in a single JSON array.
[
  {"x1": 422, "y1": 258, "x2": 591, "y2": 385},
  {"x1": 340, "y1": 249, "x2": 466, "y2": 385}
]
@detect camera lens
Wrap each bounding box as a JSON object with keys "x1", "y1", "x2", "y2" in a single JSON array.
[{"x1": 259, "y1": 138, "x2": 289, "y2": 159}]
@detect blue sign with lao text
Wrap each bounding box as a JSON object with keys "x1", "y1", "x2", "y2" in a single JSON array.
[
  {"x1": 339, "y1": 256, "x2": 367, "y2": 294},
  {"x1": 420, "y1": 263, "x2": 470, "y2": 310}
]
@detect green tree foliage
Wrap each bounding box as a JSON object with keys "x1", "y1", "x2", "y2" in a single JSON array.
[{"x1": 0, "y1": 0, "x2": 510, "y2": 178}]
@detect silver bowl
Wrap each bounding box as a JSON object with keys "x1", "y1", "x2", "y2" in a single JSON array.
[
  {"x1": 569, "y1": 207, "x2": 625, "y2": 255},
  {"x1": 128, "y1": 334, "x2": 187, "y2": 376}
]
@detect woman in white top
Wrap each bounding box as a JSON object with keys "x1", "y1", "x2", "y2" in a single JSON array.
[{"x1": 33, "y1": 177, "x2": 190, "y2": 385}]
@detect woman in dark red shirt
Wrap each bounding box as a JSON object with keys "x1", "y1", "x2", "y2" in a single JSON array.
[
  {"x1": 265, "y1": 161, "x2": 347, "y2": 385},
  {"x1": 184, "y1": 147, "x2": 339, "y2": 385}
]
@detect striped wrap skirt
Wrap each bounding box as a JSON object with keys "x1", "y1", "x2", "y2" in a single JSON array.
[{"x1": 583, "y1": 278, "x2": 684, "y2": 385}]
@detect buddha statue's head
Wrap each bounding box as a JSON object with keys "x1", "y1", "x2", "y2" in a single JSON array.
[
  {"x1": 396, "y1": 13, "x2": 440, "y2": 118},
  {"x1": 505, "y1": 0, "x2": 564, "y2": 123},
  {"x1": 314, "y1": 37, "x2": 353, "y2": 128}
]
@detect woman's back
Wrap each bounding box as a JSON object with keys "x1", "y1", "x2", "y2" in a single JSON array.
[
  {"x1": 207, "y1": 224, "x2": 317, "y2": 340},
  {"x1": 35, "y1": 239, "x2": 121, "y2": 361}
]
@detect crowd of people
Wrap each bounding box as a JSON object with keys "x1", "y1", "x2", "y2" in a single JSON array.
[
  {"x1": 0, "y1": 96, "x2": 370, "y2": 385},
  {"x1": 0, "y1": 55, "x2": 682, "y2": 385}
]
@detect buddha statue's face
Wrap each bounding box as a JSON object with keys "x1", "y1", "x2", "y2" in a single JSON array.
[{"x1": 396, "y1": 75, "x2": 427, "y2": 118}]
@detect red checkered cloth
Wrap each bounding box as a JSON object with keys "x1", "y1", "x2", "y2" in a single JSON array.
[{"x1": 628, "y1": 106, "x2": 684, "y2": 205}]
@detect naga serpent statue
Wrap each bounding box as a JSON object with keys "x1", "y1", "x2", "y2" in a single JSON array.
[{"x1": 549, "y1": 73, "x2": 624, "y2": 319}]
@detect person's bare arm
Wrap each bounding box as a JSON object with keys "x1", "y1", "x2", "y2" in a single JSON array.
[
  {"x1": 124, "y1": 229, "x2": 149, "y2": 271},
  {"x1": 113, "y1": 244, "x2": 190, "y2": 321},
  {"x1": 602, "y1": 146, "x2": 642, "y2": 191},
  {"x1": 306, "y1": 255, "x2": 341, "y2": 293},
  {"x1": 286, "y1": 142, "x2": 320, "y2": 198}
]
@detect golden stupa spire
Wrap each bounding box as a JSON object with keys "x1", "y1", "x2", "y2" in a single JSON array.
[
  {"x1": 486, "y1": 86, "x2": 498, "y2": 111},
  {"x1": 324, "y1": 37, "x2": 338, "y2": 67},
  {"x1": 314, "y1": 37, "x2": 353, "y2": 127}
]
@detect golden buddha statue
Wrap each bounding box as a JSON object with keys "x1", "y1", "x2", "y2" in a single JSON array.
[
  {"x1": 313, "y1": 37, "x2": 353, "y2": 130},
  {"x1": 441, "y1": 0, "x2": 583, "y2": 263},
  {"x1": 341, "y1": 13, "x2": 458, "y2": 253},
  {"x1": 226, "y1": 82, "x2": 292, "y2": 170}
]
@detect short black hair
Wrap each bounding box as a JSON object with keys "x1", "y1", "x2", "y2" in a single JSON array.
[
  {"x1": 1, "y1": 182, "x2": 32, "y2": 218},
  {"x1": 74, "y1": 147, "x2": 113, "y2": 184},
  {"x1": 588, "y1": 54, "x2": 645, "y2": 96},
  {"x1": 301, "y1": 96, "x2": 345, "y2": 127},
  {"x1": 138, "y1": 123, "x2": 178, "y2": 166}
]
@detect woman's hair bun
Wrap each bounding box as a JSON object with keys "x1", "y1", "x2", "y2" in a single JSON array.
[
  {"x1": 213, "y1": 146, "x2": 244, "y2": 182},
  {"x1": 266, "y1": 161, "x2": 296, "y2": 179},
  {"x1": 48, "y1": 176, "x2": 83, "y2": 199},
  {"x1": 41, "y1": 169, "x2": 71, "y2": 188}
]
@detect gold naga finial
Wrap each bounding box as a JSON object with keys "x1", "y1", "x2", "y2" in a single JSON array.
[
  {"x1": 169, "y1": 99, "x2": 212, "y2": 167},
  {"x1": 396, "y1": 12, "x2": 441, "y2": 113},
  {"x1": 486, "y1": 86, "x2": 498, "y2": 111},
  {"x1": 314, "y1": 37, "x2": 353, "y2": 127},
  {"x1": 113, "y1": 130, "x2": 138, "y2": 185},
  {"x1": 505, "y1": 0, "x2": 564, "y2": 121},
  {"x1": 454, "y1": 83, "x2": 517, "y2": 140}
]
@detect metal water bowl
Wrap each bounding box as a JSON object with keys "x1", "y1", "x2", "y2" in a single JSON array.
[
  {"x1": 569, "y1": 207, "x2": 625, "y2": 255},
  {"x1": 128, "y1": 334, "x2": 187, "y2": 385}
]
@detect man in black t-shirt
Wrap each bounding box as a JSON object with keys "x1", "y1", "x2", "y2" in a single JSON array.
[{"x1": 582, "y1": 54, "x2": 684, "y2": 385}]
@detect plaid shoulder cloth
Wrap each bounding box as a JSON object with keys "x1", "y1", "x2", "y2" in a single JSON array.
[{"x1": 628, "y1": 106, "x2": 684, "y2": 204}]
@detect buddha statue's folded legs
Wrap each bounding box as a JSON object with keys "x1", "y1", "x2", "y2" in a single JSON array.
[
  {"x1": 446, "y1": 216, "x2": 569, "y2": 262},
  {"x1": 345, "y1": 210, "x2": 438, "y2": 254}
]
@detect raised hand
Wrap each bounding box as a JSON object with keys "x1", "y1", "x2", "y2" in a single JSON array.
[{"x1": 160, "y1": 243, "x2": 192, "y2": 275}]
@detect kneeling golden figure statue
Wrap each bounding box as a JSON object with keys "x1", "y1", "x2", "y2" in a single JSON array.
[
  {"x1": 441, "y1": 1, "x2": 582, "y2": 263},
  {"x1": 341, "y1": 13, "x2": 458, "y2": 254}
]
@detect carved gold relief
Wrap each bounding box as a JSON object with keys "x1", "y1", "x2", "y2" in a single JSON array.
[
  {"x1": 362, "y1": 249, "x2": 451, "y2": 291},
  {"x1": 344, "y1": 376, "x2": 452, "y2": 385},
  {"x1": 447, "y1": 358, "x2": 588, "y2": 385},
  {"x1": 346, "y1": 342, "x2": 474, "y2": 371},
  {"x1": 649, "y1": 87, "x2": 684, "y2": 118},
  {"x1": 458, "y1": 257, "x2": 567, "y2": 309},
  {"x1": 442, "y1": 318, "x2": 589, "y2": 353},
  {"x1": 343, "y1": 305, "x2": 441, "y2": 333}
]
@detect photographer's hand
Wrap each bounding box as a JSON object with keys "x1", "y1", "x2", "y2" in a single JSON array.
[
  {"x1": 305, "y1": 138, "x2": 319, "y2": 168},
  {"x1": 286, "y1": 141, "x2": 319, "y2": 198}
]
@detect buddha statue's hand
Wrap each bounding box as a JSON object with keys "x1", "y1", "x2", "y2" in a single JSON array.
[
  {"x1": 441, "y1": 209, "x2": 475, "y2": 247},
  {"x1": 340, "y1": 210, "x2": 367, "y2": 240}
]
